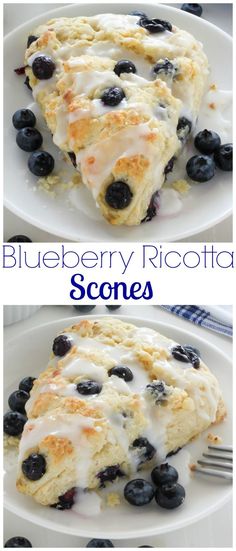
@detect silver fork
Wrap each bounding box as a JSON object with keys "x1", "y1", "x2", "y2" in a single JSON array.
[{"x1": 193, "y1": 445, "x2": 233, "y2": 481}]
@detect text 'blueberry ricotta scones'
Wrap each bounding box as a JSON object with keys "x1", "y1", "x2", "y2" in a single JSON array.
[
  {"x1": 24, "y1": 13, "x2": 209, "y2": 225},
  {"x1": 16, "y1": 318, "x2": 226, "y2": 507}
]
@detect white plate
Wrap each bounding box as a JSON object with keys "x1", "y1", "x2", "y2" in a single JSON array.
[
  {"x1": 4, "y1": 315, "x2": 232, "y2": 539},
  {"x1": 4, "y1": 2, "x2": 232, "y2": 242}
]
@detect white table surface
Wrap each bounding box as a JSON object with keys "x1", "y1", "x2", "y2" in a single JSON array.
[
  {"x1": 3, "y1": 3, "x2": 233, "y2": 243},
  {"x1": 4, "y1": 305, "x2": 232, "y2": 548}
]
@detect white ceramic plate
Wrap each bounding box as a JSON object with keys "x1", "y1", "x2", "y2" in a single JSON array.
[
  {"x1": 4, "y1": 315, "x2": 232, "y2": 539},
  {"x1": 4, "y1": 2, "x2": 232, "y2": 242}
]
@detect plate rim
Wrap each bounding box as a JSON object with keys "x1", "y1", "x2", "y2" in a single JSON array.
[
  {"x1": 4, "y1": 2, "x2": 233, "y2": 242},
  {"x1": 4, "y1": 314, "x2": 232, "y2": 538}
]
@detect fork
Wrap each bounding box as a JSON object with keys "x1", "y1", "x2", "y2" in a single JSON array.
[{"x1": 193, "y1": 445, "x2": 233, "y2": 481}]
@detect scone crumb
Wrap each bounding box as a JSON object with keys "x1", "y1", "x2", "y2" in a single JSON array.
[
  {"x1": 208, "y1": 102, "x2": 216, "y2": 110},
  {"x1": 172, "y1": 179, "x2": 191, "y2": 194},
  {"x1": 189, "y1": 463, "x2": 196, "y2": 471},
  {"x1": 207, "y1": 433, "x2": 222, "y2": 445},
  {"x1": 38, "y1": 172, "x2": 81, "y2": 197},
  {"x1": 209, "y1": 83, "x2": 217, "y2": 91},
  {"x1": 4, "y1": 434, "x2": 20, "y2": 450},
  {"x1": 106, "y1": 492, "x2": 121, "y2": 507}
]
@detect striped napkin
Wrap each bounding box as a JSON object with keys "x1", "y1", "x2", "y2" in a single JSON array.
[{"x1": 162, "y1": 305, "x2": 232, "y2": 338}]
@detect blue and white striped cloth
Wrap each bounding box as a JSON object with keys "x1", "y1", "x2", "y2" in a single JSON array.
[{"x1": 162, "y1": 305, "x2": 232, "y2": 338}]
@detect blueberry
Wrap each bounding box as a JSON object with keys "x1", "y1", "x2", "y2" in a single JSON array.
[
  {"x1": 4, "y1": 537, "x2": 32, "y2": 547},
  {"x1": 105, "y1": 305, "x2": 121, "y2": 310},
  {"x1": 68, "y1": 151, "x2": 77, "y2": 167},
  {"x1": 194, "y1": 129, "x2": 221, "y2": 154},
  {"x1": 101, "y1": 86, "x2": 125, "y2": 106},
  {"x1": 22, "y1": 453, "x2": 46, "y2": 480},
  {"x1": 16, "y1": 127, "x2": 43, "y2": 152},
  {"x1": 181, "y1": 4, "x2": 203, "y2": 17},
  {"x1": 28, "y1": 151, "x2": 54, "y2": 176},
  {"x1": 132, "y1": 437, "x2": 156, "y2": 463},
  {"x1": 51, "y1": 487, "x2": 77, "y2": 510},
  {"x1": 153, "y1": 59, "x2": 175, "y2": 77},
  {"x1": 151, "y1": 463, "x2": 178, "y2": 487},
  {"x1": 129, "y1": 10, "x2": 147, "y2": 17},
  {"x1": 24, "y1": 76, "x2": 32, "y2": 91},
  {"x1": 105, "y1": 181, "x2": 133, "y2": 209},
  {"x1": 8, "y1": 390, "x2": 29, "y2": 414},
  {"x1": 97, "y1": 465, "x2": 125, "y2": 487},
  {"x1": 124, "y1": 479, "x2": 155, "y2": 506},
  {"x1": 76, "y1": 380, "x2": 102, "y2": 395},
  {"x1": 32, "y1": 56, "x2": 55, "y2": 80},
  {"x1": 184, "y1": 345, "x2": 201, "y2": 358},
  {"x1": 27, "y1": 35, "x2": 38, "y2": 48},
  {"x1": 114, "y1": 60, "x2": 136, "y2": 77},
  {"x1": 53, "y1": 335, "x2": 72, "y2": 357},
  {"x1": 108, "y1": 365, "x2": 133, "y2": 382},
  {"x1": 186, "y1": 154, "x2": 215, "y2": 182},
  {"x1": 177, "y1": 117, "x2": 192, "y2": 141},
  {"x1": 214, "y1": 143, "x2": 233, "y2": 171},
  {"x1": 73, "y1": 305, "x2": 96, "y2": 313},
  {"x1": 164, "y1": 156, "x2": 175, "y2": 176},
  {"x1": 138, "y1": 18, "x2": 172, "y2": 33},
  {"x1": 86, "y1": 540, "x2": 114, "y2": 548},
  {"x1": 4, "y1": 411, "x2": 27, "y2": 436},
  {"x1": 155, "y1": 482, "x2": 185, "y2": 509},
  {"x1": 7, "y1": 235, "x2": 32, "y2": 242},
  {"x1": 171, "y1": 345, "x2": 200, "y2": 369},
  {"x1": 12, "y1": 109, "x2": 36, "y2": 130},
  {"x1": 145, "y1": 380, "x2": 170, "y2": 403},
  {"x1": 19, "y1": 377, "x2": 36, "y2": 393},
  {"x1": 141, "y1": 191, "x2": 159, "y2": 223}
]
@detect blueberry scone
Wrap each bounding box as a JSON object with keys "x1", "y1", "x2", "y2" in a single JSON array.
[
  {"x1": 16, "y1": 318, "x2": 225, "y2": 506},
  {"x1": 24, "y1": 13, "x2": 209, "y2": 225}
]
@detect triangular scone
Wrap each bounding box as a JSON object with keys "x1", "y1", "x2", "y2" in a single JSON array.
[
  {"x1": 16, "y1": 318, "x2": 225, "y2": 506},
  {"x1": 24, "y1": 14, "x2": 208, "y2": 225}
]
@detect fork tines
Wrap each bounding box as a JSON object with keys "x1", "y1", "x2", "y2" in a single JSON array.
[{"x1": 194, "y1": 444, "x2": 233, "y2": 481}]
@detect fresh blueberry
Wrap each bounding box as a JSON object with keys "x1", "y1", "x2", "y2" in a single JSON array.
[
  {"x1": 7, "y1": 235, "x2": 32, "y2": 242},
  {"x1": 76, "y1": 380, "x2": 102, "y2": 395},
  {"x1": 194, "y1": 129, "x2": 221, "y2": 154},
  {"x1": 73, "y1": 305, "x2": 96, "y2": 313},
  {"x1": 145, "y1": 380, "x2": 170, "y2": 403},
  {"x1": 32, "y1": 56, "x2": 56, "y2": 80},
  {"x1": 132, "y1": 437, "x2": 156, "y2": 463},
  {"x1": 181, "y1": 4, "x2": 203, "y2": 17},
  {"x1": 28, "y1": 151, "x2": 54, "y2": 176},
  {"x1": 155, "y1": 482, "x2": 185, "y2": 509},
  {"x1": 24, "y1": 76, "x2": 32, "y2": 91},
  {"x1": 22, "y1": 453, "x2": 46, "y2": 480},
  {"x1": 108, "y1": 365, "x2": 133, "y2": 382},
  {"x1": 184, "y1": 345, "x2": 201, "y2": 358},
  {"x1": 186, "y1": 154, "x2": 215, "y2": 182},
  {"x1": 214, "y1": 143, "x2": 233, "y2": 171},
  {"x1": 53, "y1": 335, "x2": 72, "y2": 357},
  {"x1": 138, "y1": 18, "x2": 172, "y2": 33},
  {"x1": 129, "y1": 10, "x2": 147, "y2": 17},
  {"x1": 4, "y1": 537, "x2": 32, "y2": 547},
  {"x1": 51, "y1": 487, "x2": 77, "y2": 510},
  {"x1": 105, "y1": 305, "x2": 121, "y2": 310},
  {"x1": 19, "y1": 377, "x2": 36, "y2": 393},
  {"x1": 4, "y1": 411, "x2": 27, "y2": 436},
  {"x1": 105, "y1": 181, "x2": 133, "y2": 209},
  {"x1": 114, "y1": 60, "x2": 136, "y2": 77},
  {"x1": 27, "y1": 35, "x2": 38, "y2": 48},
  {"x1": 151, "y1": 463, "x2": 178, "y2": 487},
  {"x1": 101, "y1": 86, "x2": 125, "y2": 106},
  {"x1": 97, "y1": 465, "x2": 125, "y2": 488},
  {"x1": 153, "y1": 59, "x2": 175, "y2": 77},
  {"x1": 86, "y1": 540, "x2": 114, "y2": 548},
  {"x1": 177, "y1": 117, "x2": 192, "y2": 141},
  {"x1": 124, "y1": 479, "x2": 155, "y2": 506},
  {"x1": 8, "y1": 390, "x2": 29, "y2": 414},
  {"x1": 141, "y1": 191, "x2": 159, "y2": 223},
  {"x1": 12, "y1": 109, "x2": 36, "y2": 130},
  {"x1": 16, "y1": 127, "x2": 43, "y2": 152},
  {"x1": 171, "y1": 345, "x2": 200, "y2": 369}
]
